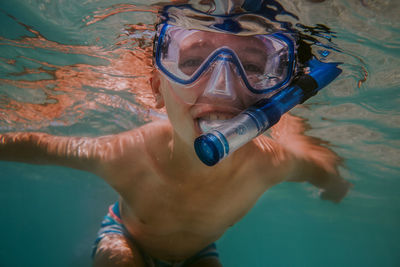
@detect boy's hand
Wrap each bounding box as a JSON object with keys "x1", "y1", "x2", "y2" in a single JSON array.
[{"x1": 319, "y1": 178, "x2": 353, "y2": 203}]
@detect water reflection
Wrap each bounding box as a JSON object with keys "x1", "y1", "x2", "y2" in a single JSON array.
[
  {"x1": 0, "y1": 0, "x2": 371, "y2": 134},
  {"x1": 0, "y1": 4, "x2": 160, "y2": 133}
]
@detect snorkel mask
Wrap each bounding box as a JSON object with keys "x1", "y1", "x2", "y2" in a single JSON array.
[
  {"x1": 154, "y1": 5, "x2": 296, "y2": 105},
  {"x1": 154, "y1": 4, "x2": 342, "y2": 166}
]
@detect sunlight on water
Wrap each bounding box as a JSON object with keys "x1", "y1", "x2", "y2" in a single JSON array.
[
  {"x1": 0, "y1": 0, "x2": 399, "y2": 266},
  {"x1": 0, "y1": 0, "x2": 162, "y2": 135}
]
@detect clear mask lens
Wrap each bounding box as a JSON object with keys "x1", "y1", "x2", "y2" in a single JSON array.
[{"x1": 156, "y1": 24, "x2": 294, "y2": 94}]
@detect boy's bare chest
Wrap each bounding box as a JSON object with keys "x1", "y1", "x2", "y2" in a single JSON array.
[{"x1": 118, "y1": 166, "x2": 270, "y2": 235}]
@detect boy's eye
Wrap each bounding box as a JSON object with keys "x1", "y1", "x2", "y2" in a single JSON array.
[
  {"x1": 243, "y1": 63, "x2": 264, "y2": 74},
  {"x1": 179, "y1": 57, "x2": 205, "y2": 75}
]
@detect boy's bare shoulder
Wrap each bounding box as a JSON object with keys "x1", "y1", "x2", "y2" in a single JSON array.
[
  {"x1": 105, "y1": 119, "x2": 172, "y2": 156},
  {"x1": 136, "y1": 119, "x2": 173, "y2": 160},
  {"x1": 104, "y1": 120, "x2": 172, "y2": 164},
  {"x1": 98, "y1": 120, "x2": 172, "y2": 186},
  {"x1": 137, "y1": 119, "x2": 173, "y2": 141}
]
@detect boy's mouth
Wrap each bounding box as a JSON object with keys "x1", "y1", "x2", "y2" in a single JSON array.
[{"x1": 197, "y1": 113, "x2": 234, "y2": 133}]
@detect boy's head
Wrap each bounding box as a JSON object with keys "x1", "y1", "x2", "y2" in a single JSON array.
[{"x1": 151, "y1": 3, "x2": 299, "y2": 145}]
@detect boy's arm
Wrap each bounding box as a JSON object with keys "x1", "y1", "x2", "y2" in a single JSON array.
[
  {"x1": 0, "y1": 132, "x2": 112, "y2": 174},
  {"x1": 287, "y1": 155, "x2": 351, "y2": 203},
  {"x1": 270, "y1": 114, "x2": 352, "y2": 203}
]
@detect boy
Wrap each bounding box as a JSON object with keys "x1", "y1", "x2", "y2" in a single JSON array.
[{"x1": 0, "y1": 3, "x2": 351, "y2": 267}]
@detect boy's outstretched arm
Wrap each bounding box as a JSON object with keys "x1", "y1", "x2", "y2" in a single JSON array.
[
  {"x1": 270, "y1": 114, "x2": 352, "y2": 203},
  {"x1": 0, "y1": 132, "x2": 115, "y2": 174}
]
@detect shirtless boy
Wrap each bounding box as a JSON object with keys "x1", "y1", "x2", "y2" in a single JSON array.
[{"x1": 0, "y1": 3, "x2": 351, "y2": 267}]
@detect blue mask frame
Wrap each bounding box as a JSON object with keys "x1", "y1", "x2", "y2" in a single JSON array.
[{"x1": 153, "y1": 6, "x2": 297, "y2": 95}]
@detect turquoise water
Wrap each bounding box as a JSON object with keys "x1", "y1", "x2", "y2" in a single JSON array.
[{"x1": 0, "y1": 0, "x2": 399, "y2": 266}]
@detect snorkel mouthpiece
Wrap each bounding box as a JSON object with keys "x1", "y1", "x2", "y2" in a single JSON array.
[{"x1": 194, "y1": 59, "x2": 342, "y2": 166}]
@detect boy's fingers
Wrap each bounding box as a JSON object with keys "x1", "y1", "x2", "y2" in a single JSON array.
[{"x1": 320, "y1": 180, "x2": 353, "y2": 203}]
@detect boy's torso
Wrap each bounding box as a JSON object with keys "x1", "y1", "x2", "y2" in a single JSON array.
[{"x1": 99, "y1": 120, "x2": 291, "y2": 261}]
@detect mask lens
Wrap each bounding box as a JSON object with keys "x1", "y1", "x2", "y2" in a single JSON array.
[
  {"x1": 158, "y1": 26, "x2": 209, "y2": 81},
  {"x1": 156, "y1": 25, "x2": 293, "y2": 92},
  {"x1": 178, "y1": 47, "x2": 209, "y2": 77},
  {"x1": 243, "y1": 35, "x2": 290, "y2": 91}
]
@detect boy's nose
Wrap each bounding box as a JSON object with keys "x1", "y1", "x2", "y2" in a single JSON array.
[{"x1": 202, "y1": 58, "x2": 238, "y2": 101}]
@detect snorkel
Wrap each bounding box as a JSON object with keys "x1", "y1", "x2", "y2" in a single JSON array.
[{"x1": 194, "y1": 59, "x2": 342, "y2": 166}]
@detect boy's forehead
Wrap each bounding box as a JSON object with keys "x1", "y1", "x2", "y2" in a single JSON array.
[{"x1": 179, "y1": 30, "x2": 268, "y2": 50}]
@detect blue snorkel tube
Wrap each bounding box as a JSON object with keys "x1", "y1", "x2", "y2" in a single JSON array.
[{"x1": 194, "y1": 59, "x2": 342, "y2": 166}]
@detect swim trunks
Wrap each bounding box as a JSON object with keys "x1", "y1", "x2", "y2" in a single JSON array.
[{"x1": 92, "y1": 202, "x2": 220, "y2": 267}]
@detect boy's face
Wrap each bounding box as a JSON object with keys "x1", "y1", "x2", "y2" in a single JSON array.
[
  {"x1": 151, "y1": 32, "x2": 278, "y2": 146},
  {"x1": 152, "y1": 67, "x2": 252, "y2": 146}
]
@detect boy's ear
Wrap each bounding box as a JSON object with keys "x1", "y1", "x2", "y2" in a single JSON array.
[{"x1": 151, "y1": 71, "x2": 165, "y2": 109}]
